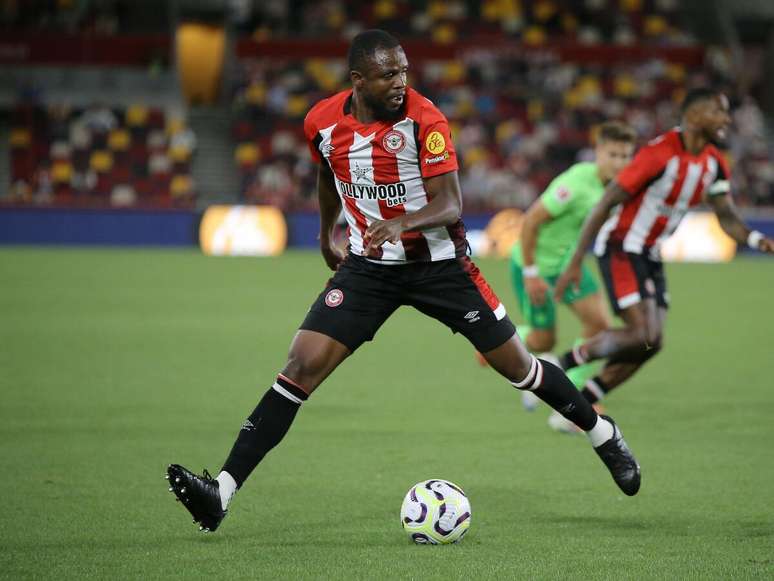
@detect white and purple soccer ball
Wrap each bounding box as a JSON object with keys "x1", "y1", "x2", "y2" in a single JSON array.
[{"x1": 400, "y1": 479, "x2": 471, "y2": 544}]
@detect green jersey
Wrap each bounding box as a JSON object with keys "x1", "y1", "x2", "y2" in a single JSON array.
[{"x1": 512, "y1": 162, "x2": 605, "y2": 276}]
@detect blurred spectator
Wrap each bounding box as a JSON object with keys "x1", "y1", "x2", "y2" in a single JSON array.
[
  {"x1": 230, "y1": 46, "x2": 773, "y2": 210},
  {"x1": 3, "y1": 1, "x2": 770, "y2": 211},
  {"x1": 8, "y1": 103, "x2": 196, "y2": 208},
  {"x1": 227, "y1": 0, "x2": 697, "y2": 45}
]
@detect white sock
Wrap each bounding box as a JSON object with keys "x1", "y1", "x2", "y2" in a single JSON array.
[
  {"x1": 216, "y1": 471, "x2": 238, "y2": 511},
  {"x1": 586, "y1": 416, "x2": 615, "y2": 447}
]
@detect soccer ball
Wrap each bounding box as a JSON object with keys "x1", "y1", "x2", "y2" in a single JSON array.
[{"x1": 400, "y1": 479, "x2": 471, "y2": 544}]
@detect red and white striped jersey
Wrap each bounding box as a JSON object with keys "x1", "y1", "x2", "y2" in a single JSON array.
[
  {"x1": 304, "y1": 88, "x2": 467, "y2": 263},
  {"x1": 594, "y1": 128, "x2": 731, "y2": 259}
]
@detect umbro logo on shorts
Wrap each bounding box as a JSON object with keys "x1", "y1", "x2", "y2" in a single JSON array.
[
  {"x1": 325, "y1": 289, "x2": 344, "y2": 308},
  {"x1": 464, "y1": 311, "x2": 480, "y2": 323}
]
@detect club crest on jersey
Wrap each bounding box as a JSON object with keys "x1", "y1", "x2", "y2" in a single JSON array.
[
  {"x1": 325, "y1": 289, "x2": 344, "y2": 308},
  {"x1": 556, "y1": 186, "x2": 571, "y2": 203},
  {"x1": 383, "y1": 130, "x2": 406, "y2": 154},
  {"x1": 425, "y1": 131, "x2": 446, "y2": 155}
]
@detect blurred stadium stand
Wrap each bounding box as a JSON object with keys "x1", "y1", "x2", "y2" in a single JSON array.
[{"x1": 0, "y1": 0, "x2": 772, "y2": 213}]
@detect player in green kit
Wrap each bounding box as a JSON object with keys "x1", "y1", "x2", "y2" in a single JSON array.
[{"x1": 511, "y1": 122, "x2": 636, "y2": 430}]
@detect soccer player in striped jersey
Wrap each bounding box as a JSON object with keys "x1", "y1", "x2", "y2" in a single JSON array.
[
  {"x1": 511, "y1": 122, "x2": 636, "y2": 427},
  {"x1": 165, "y1": 30, "x2": 642, "y2": 533},
  {"x1": 554, "y1": 88, "x2": 774, "y2": 417}
]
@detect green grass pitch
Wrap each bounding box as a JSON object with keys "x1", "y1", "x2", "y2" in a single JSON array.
[{"x1": 1, "y1": 247, "x2": 772, "y2": 580}]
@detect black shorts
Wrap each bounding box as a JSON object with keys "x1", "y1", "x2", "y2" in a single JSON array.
[
  {"x1": 300, "y1": 254, "x2": 516, "y2": 353},
  {"x1": 597, "y1": 246, "x2": 669, "y2": 314}
]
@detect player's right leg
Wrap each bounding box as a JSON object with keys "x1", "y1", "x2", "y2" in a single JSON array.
[
  {"x1": 167, "y1": 255, "x2": 398, "y2": 532},
  {"x1": 166, "y1": 331, "x2": 351, "y2": 532}
]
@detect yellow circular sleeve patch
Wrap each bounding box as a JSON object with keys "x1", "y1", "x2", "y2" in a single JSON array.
[{"x1": 425, "y1": 131, "x2": 446, "y2": 155}]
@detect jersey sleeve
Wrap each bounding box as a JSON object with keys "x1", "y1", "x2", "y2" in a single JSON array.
[
  {"x1": 417, "y1": 104, "x2": 459, "y2": 178},
  {"x1": 707, "y1": 150, "x2": 732, "y2": 196},
  {"x1": 616, "y1": 142, "x2": 666, "y2": 197},
  {"x1": 540, "y1": 179, "x2": 576, "y2": 217},
  {"x1": 303, "y1": 111, "x2": 322, "y2": 163}
]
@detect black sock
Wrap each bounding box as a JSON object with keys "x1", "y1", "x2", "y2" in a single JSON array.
[
  {"x1": 581, "y1": 376, "x2": 610, "y2": 404},
  {"x1": 221, "y1": 375, "x2": 308, "y2": 487},
  {"x1": 558, "y1": 345, "x2": 585, "y2": 371},
  {"x1": 514, "y1": 357, "x2": 597, "y2": 431}
]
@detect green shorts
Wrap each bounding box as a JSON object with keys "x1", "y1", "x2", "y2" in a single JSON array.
[{"x1": 510, "y1": 260, "x2": 599, "y2": 329}]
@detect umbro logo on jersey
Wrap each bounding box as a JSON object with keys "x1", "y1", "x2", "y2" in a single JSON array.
[
  {"x1": 241, "y1": 419, "x2": 255, "y2": 431},
  {"x1": 464, "y1": 311, "x2": 480, "y2": 323}
]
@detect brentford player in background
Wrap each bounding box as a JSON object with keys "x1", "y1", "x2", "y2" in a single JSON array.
[
  {"x1": 554, "y1": 88, "x2": 774, "y2": 428},
  {"x1": 165, "y1": 30, "x2": 641, "y2": 533}
]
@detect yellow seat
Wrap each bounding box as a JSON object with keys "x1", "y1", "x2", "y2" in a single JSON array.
[
  {"x1": 52, "y1": 160, "x2": 73, "y2": 184},
  {"x1": 9, "y1": 128, "x2": 31, "y2": 148},
  {"x1": 89, "y1": 150, "x2": 114, "y2": 173},
  {"x1": 108, "y1": 129, "x2": 131, "y2": 151},
  {"x1": 286, "y1": 95, "x2": 309, "y2": 118},
  {"x1": 169, "y1": 144, "x2": 192, "y2": 163},
  {"x1": 170, "y1": 174, "x2": 194, "y2": 197},
  {"x1": 235, "y1": 142, "x2": 260, "y2": 166},
  {"x1": 126, "y1": 105, "x2": 149, "y2": 127}
]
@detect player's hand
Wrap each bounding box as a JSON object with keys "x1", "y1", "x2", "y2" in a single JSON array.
[
  {"x1": 757, "y1": 237, "x2": 774, "y2": 253},
  {"x1": 363, "y1": 218, "x2": 404, "y2": 256},
  {"x1": 321, "y1": 242, "x2": 345, "y2": 271},
  {"x1": 554, "y1": 263, "x2": 581, "y2": 301},
  {"x1": 525, "y1": 275, "x2": 550, "y2": 306}
]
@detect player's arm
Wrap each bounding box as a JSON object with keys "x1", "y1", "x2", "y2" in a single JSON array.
[
  {"x1": 317, "y1": 162, "x2": 346, "y2": 270},
  {"x1": 520, "y1": 200, "x2": 553, "y2": 306},
  {"x1": 707, "y1": 193, "x2": 774, "y2": 253},
  {"x1": 363, "y1": 170, "x2": 461, "y2": 254},
  {"x1": 554, "y1": 182, "x2": 629, "y2": 299}
]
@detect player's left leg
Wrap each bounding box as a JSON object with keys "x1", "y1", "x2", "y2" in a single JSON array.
[
  {"x1": 480, "y1": 334, "x2": 639, "y2": 495},
  {"x1": 582, "y1": 303, "x2": 666, "y2": 404},
  {"x1": 563, "y1": 252, "x2": 669, "y2": 405},
  {"x1": 508, "y1": 258, "x2": 560, "y2": 410},
  {"x1": 559, "y1": 250, "x2": 666, "y2": 372},
  {"x1": 543, "y1": 290, "x2": 611, "y2": 432},
  {"x1": 412, "y1": 257, "x2": 640, "y2": 495}
]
